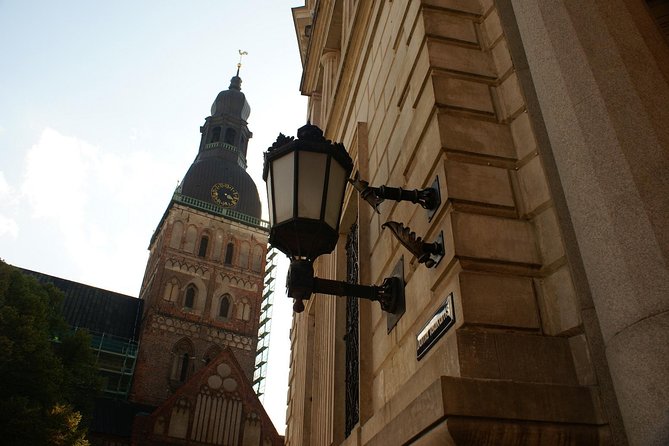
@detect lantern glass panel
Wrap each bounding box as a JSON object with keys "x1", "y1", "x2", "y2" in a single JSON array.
[
  {"x1": 273, "y1": 152, "x2": 295, "y2": 224},
  {"x1": 324, "y1": 160, "x2": 347, "y2": 229},
  {"x1": 297, "y1": 151, "x2": 327, "y2": 220}
]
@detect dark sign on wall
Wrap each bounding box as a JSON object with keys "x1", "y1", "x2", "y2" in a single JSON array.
[{"x1": 416, "y1": 292, "x2": 455, "y2": 360}]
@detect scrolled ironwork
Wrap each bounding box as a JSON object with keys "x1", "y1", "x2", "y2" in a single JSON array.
[
  {"x1": 344, "y1": 222, "x2": 360, "y2": 437},
  {"x1": 381, "y1": 221, "x2": 444, "y2": 268}
]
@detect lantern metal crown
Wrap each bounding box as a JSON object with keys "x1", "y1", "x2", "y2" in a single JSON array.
[{"x1": 263, "y1": 123, "x2": 443, "y2": 315}]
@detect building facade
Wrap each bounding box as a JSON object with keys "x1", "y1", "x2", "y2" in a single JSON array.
[
  {"x1": 127, "y1": 74, "x2": 282, "y2": 445},
  {"x1": 286, "y1": 1, "x2": 669, "y2": 446},
  {"x1": 131, "y1": 74, "x2": 268, "y2": 406}
]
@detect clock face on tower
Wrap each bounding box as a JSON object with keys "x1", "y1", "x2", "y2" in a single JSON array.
[{"x1": 211, "y1": 183, "x2": 240, "y2": 208}]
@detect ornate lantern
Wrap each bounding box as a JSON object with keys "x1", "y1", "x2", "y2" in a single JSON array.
[
  {"x1": 263, "y1": 124, "x2": 403, "y2": 314},
  {"x1": 263, "y1": 123, "x2": 352, "y2": 261}
]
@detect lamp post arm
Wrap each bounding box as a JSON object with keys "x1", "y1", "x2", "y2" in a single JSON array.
[
  {"x1": 312, "y1": 277, "x2": 380, "y2": 301},
  {"x1": 376, "y1": 185, "x2": 437, "y2": 209},
  {"x1": 312, "y1": 276, "x2": 402, "y2": 314},
  {"x1": 287, "y1": 259, "x2": 403, "y2": 314},
  {"x1": 348, "y1": 171, "x2": 441, "y2": 213}
]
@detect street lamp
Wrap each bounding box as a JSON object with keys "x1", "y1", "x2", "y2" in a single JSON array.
[{"x1": 263, "y1": 123, "x2": 404, "y2": 314}]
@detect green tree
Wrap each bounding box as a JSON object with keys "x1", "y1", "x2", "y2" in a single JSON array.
[{"x1": 0, "y1": 260, "x2": 101, "y2": 445}]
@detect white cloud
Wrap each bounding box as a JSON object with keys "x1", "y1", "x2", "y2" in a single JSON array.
[
  {"x1": 0, "y1": 215, "x2": 18, "y2": 238},
  {"x1": 0, "y1": 171, "x2": 19, "y2": 238},
  {"x1": 22, "y1": 128, "x2": 93, "y2": 223},
  {"x1": 17, "y1": 127, "x2": 182, "y2": 295},
  {"x1": 0, "y1": 171, "x2": 12, "y2": 196}
]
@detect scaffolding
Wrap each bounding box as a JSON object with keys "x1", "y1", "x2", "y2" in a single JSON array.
[
  {"x1": 74, "y1": 328, "x2": 139, "y2": 398},
  {"x1": 253, "y1": 248, "x2": 277, "y2": 399}
]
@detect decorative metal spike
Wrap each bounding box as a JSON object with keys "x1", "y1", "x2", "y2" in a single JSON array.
[
  {"x1": 268, "y1": 133, "x2": 294, "y2": 152},
  {"x1": 382, "y1": 221, "x2": 444, "y2": 268},
  {"x1": 348, "y1": 171, "x2": 383, "y2": 213}
]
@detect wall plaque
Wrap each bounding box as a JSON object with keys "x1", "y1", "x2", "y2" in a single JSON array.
[{"x1": 416, "y1": 292, "x2": 455, "y2": 360}]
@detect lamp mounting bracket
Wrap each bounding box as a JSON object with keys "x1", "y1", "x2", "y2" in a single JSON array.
[
  {"x1": 348, "y1": 171, "x2": 441, "y2": 217},
  {"x1": 286, "y1": 259, "x2": 405, "y2": 315}
]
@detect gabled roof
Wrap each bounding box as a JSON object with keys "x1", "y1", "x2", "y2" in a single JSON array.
[
  {"x1": 133, "y1": 347, "x2": 283, "y2": 445},
  {"x1": 19, "y1": 268, "x2": 143, "y2": 341}
]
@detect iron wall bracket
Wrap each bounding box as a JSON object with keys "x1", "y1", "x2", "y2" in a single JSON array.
[
  {"x1": 286, "y1": 259, "x2": 405, "y2": 315},
  {"x1": 348, "y1": 171, "x2": 441, "y2": 217}
]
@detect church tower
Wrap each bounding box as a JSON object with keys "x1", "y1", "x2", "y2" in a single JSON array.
[{"x1": 130, "y1": 74, "x2": 269, "y2": 407}]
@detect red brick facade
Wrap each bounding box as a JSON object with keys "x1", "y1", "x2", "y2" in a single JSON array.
[
  {"x1": 130, "y1": 203, "x2": 268, "y2": 407},
  {"x1": 132, "y1": 348, "x2": 283, "y2": 445}
]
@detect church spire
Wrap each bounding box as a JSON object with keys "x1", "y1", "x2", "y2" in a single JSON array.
[
  {"x1": 236, "y1": 49, "x2": 248, "y2": 77},
  {"x1": 178, "y1": 59, "x2": 260, "y2": 220}
]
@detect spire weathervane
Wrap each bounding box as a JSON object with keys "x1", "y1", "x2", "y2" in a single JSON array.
[{"x1": 237, "y1": 50, "x2": 248, "y2": 76}]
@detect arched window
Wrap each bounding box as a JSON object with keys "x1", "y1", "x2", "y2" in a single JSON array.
[
  {"x1": 224, "y1": 242, "x2": 234, "y2": 265},
  {"x1": 198, "y1": 235, "x2": 209, "y2": 258},
  {"x1": 212, "y1": 230, "x2": 224, "y2": 260},
  {"x1": 224, "y1": 128, "x2": 236, "y2": 145},
  {"x1": 184, "y1": 225, "x2": 197, "y2": 253},
  {"x1": 163, "y1": 277, "x2": 179, "y2": 302},
  {"x1": 235, "y1": 297, "x2": 252, "y2": 321},
  {"x1": 170, "y1": 221, "x2": 184, "y2": 249},
  {"x1": 252, "y1": 246, "x2": 264, "y2": 272},
  {"x1": 179, "y1": 353, "x2": 189, "y2": 381},
  {"x1": 211, "y1": 127, "x2": 221, "y2": 142},
  {"x1": 170, "y1": 339, "x2": 193, "y2": 383},
  {"x1": 219, "y1": 294, "x2": 231, "y2": 318},
  {"x1": 184, "y1": 285, "x2": 197, "y2": 309},
  {"x1": 239, "y1": 242, "x2": 250, "y2": 269}
]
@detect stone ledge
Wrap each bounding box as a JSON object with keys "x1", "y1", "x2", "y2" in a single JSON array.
[
  {"x1": 456, "y1": 329, "x2": 578, "y2": 385},
  {"x1": 414, "y1": 417, "x2": 606, "y2": 446},
  {"x1": 365, "y1": 376, "x2": 605, "y2": 446}
]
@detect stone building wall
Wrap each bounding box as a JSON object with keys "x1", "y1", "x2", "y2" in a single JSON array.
[
  {"x1": 287, "y1": 0, "x2": 669, "y2": 445},
  {"x1": 497, "y1": 1, "x2": 669, "y2": 444}
]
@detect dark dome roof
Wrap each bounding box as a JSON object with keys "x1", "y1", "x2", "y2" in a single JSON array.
[
  {"x1": 211, "y1": 76, "x2": 250, "y2": 121},
  {"x1": 180, "y1": 157, "x2": 261, "y2": 219}
]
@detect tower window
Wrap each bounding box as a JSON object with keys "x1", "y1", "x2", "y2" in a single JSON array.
[
  {"x1": 163, "y1": 277, "x2": 180, "y2": 302},
  {"x1": 198, "y1": 236, "x2": 209, "y2": 258},
  {"x1": 239, "y1": 242, "x2": 250, "y2": 268},
  {"x1": 235, "y1": 297, "x2": 252, "y2": 321},
  {"x1": 184, "y1": 225, "x2": 198, "y2": 253},
  {"x1": 224, "y1": 128, "x2": 236, "y2": 145},
  {"x1": 211, "y1": 127, "x2": 221, "y2": 142},
  {"x1": 170, "y1": 339, "x2": 193, "y2": 384},
  {"x1": 179, "y1": 353, "x2": 189, "y2": 382},
  {"x1": 219, "y1": 294, "x2": 231, "y2": 318},
  {"x1": 184, "y1": 285, "x2": 197, "y2": 309},
  {"x1": 225, "y1": 242, "x2": 234, "y2": 264},
  {"x1": 252, "y1": 246, "x2": 263, "y2": 272}
]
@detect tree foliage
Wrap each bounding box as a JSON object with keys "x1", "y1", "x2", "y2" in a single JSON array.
[{"x1": 0, "y1": 260, "x2": 101, "y2": 445}]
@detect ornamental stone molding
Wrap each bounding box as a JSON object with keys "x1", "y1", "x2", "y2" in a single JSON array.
[{"x1": 150, "y1": 314, "x2": 253, "y2": 352}]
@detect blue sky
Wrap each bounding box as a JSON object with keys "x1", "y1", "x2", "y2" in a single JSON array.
[{"x1": 0, "y1": 0, "x2": 306, "y2": 433}]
